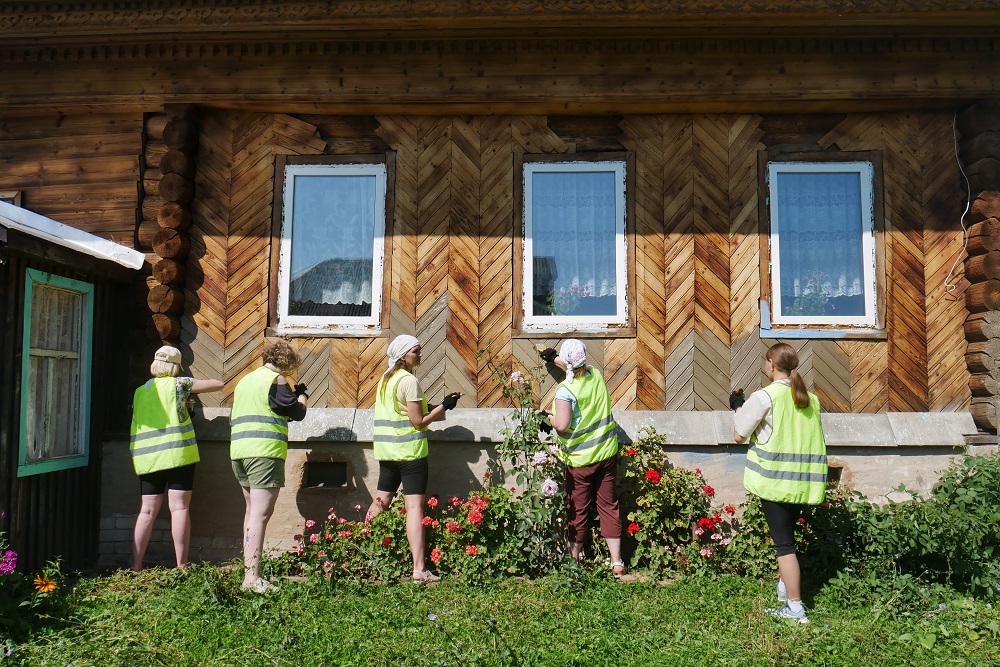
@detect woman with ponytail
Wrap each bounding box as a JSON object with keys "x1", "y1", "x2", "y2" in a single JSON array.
[{"x1": 733, "y1": 343, "x2": 827, "y2": 624}]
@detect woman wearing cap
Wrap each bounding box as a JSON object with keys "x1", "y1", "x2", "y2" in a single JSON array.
[
  {"x1": 130, "y1": 345, "x2": 223, "y2": 571},
  {"x1": 733, "y1": 342, "x2": 827, "y2": 624},
  {"x1": 539, "y1": 339, "x2": 625, "y2": 576},
  {"x1": 365, "y1": 334, "x2": 460, "y2": 582},
  {"x1": 230, "y1": 339, "x2": 309, "y2": 593}
]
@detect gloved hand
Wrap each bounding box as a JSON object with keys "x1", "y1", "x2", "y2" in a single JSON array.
[
  {"x1": 729, "y1": 389, "x2": 745, "y2": 411},
  {"x1": 538, "y1": 347, "x2": 557, "y2": 364},
  {"x1": 536, "y1": 410, "x2": 553, "y2": 434},
  {"x1": 294, "y1": 383, "x2": 310, "y2": 399},
  {"x1": 441, "y1": 392, "x2": 462, "y2": 411}
]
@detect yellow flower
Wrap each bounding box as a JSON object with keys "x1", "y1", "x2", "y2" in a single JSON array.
[{"x1": 33, "y1": 575, "x2": 56, "y2": 593}]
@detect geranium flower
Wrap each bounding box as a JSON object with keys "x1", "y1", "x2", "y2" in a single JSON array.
[
  {"x1": 293, "y1": 534, "x2": 302, "y2": 542},
  {"x1": 309, "y1": 533, "x2": 320, "y2": 543},
  {"x1": 697, "y1": 517, "x2": 716, "y2": 530},
  {"x1": 798, "y1": 517, "x2": 807, "y2": 525},
  {"x1": 430, "y1": 548, "x2": 442, "y2": 564},
  {"x1": 381, "y1": 536, "x2": 392, "y2": 547},
  {"x1": 465, "y1": 545, "x2": 478, "y2": 556},
  {"x1": 711, "y1": 533, "x2": 722, "y2": 541},
  {"x1": 702, "y1": 485, "x2": 715, "y2": 497},
  {"x1": 467, "y1": 509, "x2": 484, "y2": 527},
  {"x1": 336, "y1": 530, "x2": 352, "y2": 538},
  {"x1": 427, "y1": 496, "x2": 439, "y2": 508},
  {"x1": 627, "y1": 522, "x2": 640, "y2": 536},
  {"x1": 305, "y1": 519, "x2": 316, "y2": 529},
  {"x1": 33, "y1": 576, "x2": 55, "y2": 593},
  {"x1": 723, "y1": 505, "x2": 736, "y2": 515},
  {"x1": 541, "y1": 478, "x2": 558, "y2": 497},
  {"x1": 446, "y1": 521, "x2": 462, "y2": 534},
  {"x1": 361, "y1": 528, "x2": 371, "y2": 536},
  {"x1": 645, "y1": 470, "x2": 661, "y2": 483},
  {"x1": 624, "y1": 448, "x2": 638, "y2": 456},
  {"x1": 317, "y1": 550, "x2": 326, "y2": 557},
  {"x1": 323, "y1": 561, "x2": 332, "y2": 569},
  {"x1": 449, "y1": 496, "x2": 461, "y2": 506},
  {"x1": 699, "y1": 548, "x2": 713, "y2": 559},
  {"x1": 694, "y1": 468, "x2": 702, "y2": 475},
  {"x1": 694, "y1": 527, "x2": 704, "y2": 536},
  {"x1": 421, "y1": 516, "x2": 435, "y2": 527}
]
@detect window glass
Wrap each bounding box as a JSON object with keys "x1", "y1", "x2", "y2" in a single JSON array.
[
  {"x1": 20, "y1": 270, "x2": 93, "y2": 475},
  {"x1": 523, "y1": 161, "x2": 628, "y2": 330},
  {"x1": 277, "y1": 163, "x2": 386, "y2": 331},
  {"x1": 769, "y1": 162, "x2": 876, "y2": 327}
]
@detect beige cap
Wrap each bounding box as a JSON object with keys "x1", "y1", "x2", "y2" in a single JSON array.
[{"x1": 154, "y1": 345, "x2": 182, "y2": 365}]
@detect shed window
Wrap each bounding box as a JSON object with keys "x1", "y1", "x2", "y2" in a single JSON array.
[
  {"x1": 767, "y1": 160, "x2": 879, "y2": 328},
  {"x1": 19, "y1": 269, "x2": 94, "y2": 476},
  {"x1": 274, "y1": 159, "x2": 388, "y2": 334},
  {"x1": 520, "y1": 159, "x2": 630, "y2": 332}
]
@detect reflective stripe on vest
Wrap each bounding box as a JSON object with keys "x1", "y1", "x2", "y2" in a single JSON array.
[
  {"x1": 373, "y1": 370, "x2": 428, "y2": 461},
  {"x1": 230, "y1": 366, "x2": 289, "y2": 460},
  {"x1": 743, "y1": 382, "x2": 828, "y2": 505},
  {"x1": 552, "y1": 367, "x2": 619, "y2": 467},
  {"x1": 130, "y1": 376, "x2": 199, "y2": 475}
]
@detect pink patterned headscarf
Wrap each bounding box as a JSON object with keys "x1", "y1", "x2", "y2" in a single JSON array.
[{"x1": 559, "y1": 339, "x2": 587, "y2": 371}]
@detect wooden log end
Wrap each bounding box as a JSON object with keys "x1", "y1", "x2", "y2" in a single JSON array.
[{"x1": 157, "y1": 202, "x2": 192, "y2": 230}]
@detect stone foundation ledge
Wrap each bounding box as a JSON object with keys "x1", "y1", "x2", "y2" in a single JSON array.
[{"x1": 191, "y1": 408, "x2": 981, "y2": 448}]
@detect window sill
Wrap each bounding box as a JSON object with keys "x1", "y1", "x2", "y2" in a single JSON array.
[
  {"x1": 513, "y1": 326, "x2": 636, "y2": 339},
  {"x1": 266, "y1": 326, "x2": 383, "y2": 338},
  {"x1": 759, "y1": 301, "x2": 886, "y2": 340}
]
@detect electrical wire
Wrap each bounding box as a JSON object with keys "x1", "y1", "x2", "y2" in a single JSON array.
[{"x1": 944, "y1": 110, "x2": 971, "y2": 295}]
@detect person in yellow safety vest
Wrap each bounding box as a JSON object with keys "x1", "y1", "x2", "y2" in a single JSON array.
[
  {"x1": 364, "y1": 334, "x2": 460, "y2": 583},
  {"x1": 538, "y1": 339, "x2": 625, "y2": 577},
  {"x1": 230, "y1": 339, "x2": 308, "y2": 594},
  {"x1": 733, "y1": 342, "x2": 828, "y2": 625},
  {"x1": 129, "y1": 345, "x2": 223, "y2": 571}
]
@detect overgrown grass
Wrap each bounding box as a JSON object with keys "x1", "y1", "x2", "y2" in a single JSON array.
[{"x1": 6, "y1": 564, "x2": 998, "y2": 666}]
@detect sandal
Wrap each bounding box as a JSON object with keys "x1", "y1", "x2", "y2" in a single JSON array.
[
  {"x1": 412, "y1": 570, "x2": 441, "y2": 583},
  {"x1": 612, "y1": 561, "x2": 626, "y2": 577}
]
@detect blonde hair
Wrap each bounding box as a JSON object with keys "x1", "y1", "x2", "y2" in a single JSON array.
[
  {"x1": 263, "y1": 339, "x2": 301, "y2": 374},
  {"x1": 767, "y1": 343, "x2": 810, "y2": 409},
  {"x1": 150, "y1": 360, "x2": 179, "y2": 378}
]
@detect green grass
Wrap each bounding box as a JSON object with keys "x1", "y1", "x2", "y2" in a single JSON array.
[{"x1": 6, "y1": 565, "x2": 999, "y2": 666}]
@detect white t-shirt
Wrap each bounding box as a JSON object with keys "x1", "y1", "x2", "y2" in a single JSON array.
[
  {"x1": 555, "y1": 369, "x2": 591, "y2": 431},
  {"x1": 733, "y1": 379, "x2": 792, "y2": 443}
]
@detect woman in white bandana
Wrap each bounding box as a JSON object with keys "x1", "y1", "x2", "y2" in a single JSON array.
[{"x1": 365, "y1": 334, "x2": 461, "y2": 582}]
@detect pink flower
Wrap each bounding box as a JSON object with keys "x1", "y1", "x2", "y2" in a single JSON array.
[
  {"x1": 430, "y1": 548, "x2": 442, "y2": 563},
  {"x1": 338, "y1": 517, "x2": 348, "y2": 524},
  {"x1": 465, "y1": 545, "x2": 478, "y2": 556},
  {"x1": 381, "y1": 536, "x2": 392, "y2": 547},
  {"x1": 427, "y1": 496, "x2": 439, "y2": 508},
  {"x1": 323, "y1": 561, "x2": 332, "y2": 569},
  {"x1": 337, "y1": 530, "x2": 353, "y2": 538},
  {"x1": 317, "y1": 550, "x2": 326, "y2": 557},
  {"x1": 309, "y1": 534, "x2": 319, "y2": 543},
  {"x1": 354, "y1": 504, "x2": 362, "y2": 511},
  {"x1": 361, "y1": 528, "x2": 371, "y2": 536},
  {"x1": 449, "y1": 496, "x2": 461, "y2": 506},
  {"x1": 305, "y1": 519, "x2": 316, "y2": 529},
  {"x1": 700, "y1": 548, "x2": 713, "y2": 558},
  {"x1": 694, "y1": 527, "x2": 704, "y2": 536}
]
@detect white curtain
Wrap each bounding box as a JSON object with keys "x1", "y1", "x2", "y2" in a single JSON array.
[
  {"x1": 289, "y1": 174, "x2": 375, "y2": 313},
  {"x1": 776, "y1": 171, "x2": 865, "y2": 316},
  {"x1": 531, "y1": 171, "x2": 617, "y2": 315}
]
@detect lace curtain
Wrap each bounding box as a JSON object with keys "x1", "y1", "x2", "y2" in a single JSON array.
[
  {"x1": 775, "y1": 171, "x2": 866, "y2": 316},
  {"x1": 531, "y1": 170, "x2": 618, "y2": 315},
  {"x1": 289, "y1": 174, "x2": 376, "y2": 315}
]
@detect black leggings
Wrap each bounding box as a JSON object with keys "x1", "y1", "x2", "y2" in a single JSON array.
[{"x1": 760, "y1": 499, "x2": 801, "y2": 557}]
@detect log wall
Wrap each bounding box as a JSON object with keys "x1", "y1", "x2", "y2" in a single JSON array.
[{"x1": 182, "y1": 109, "x2": 972, "y2": 414}]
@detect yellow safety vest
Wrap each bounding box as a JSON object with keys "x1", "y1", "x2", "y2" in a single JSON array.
[
  {"x1": 373, "y1": 370, "x2": 428, "y2": 461},
  {"x1": 744, "y1": 382, "x2": 828, "y2": 505},
  {"x1": 552, "y1": 367, "x2": 619, "y2": 467},
  {"x1": 130, "y1": 376, "x2": 199, "y2": 475},
  {"x1": 230, "y1": 366, "x2": 289, "y2": 460}
]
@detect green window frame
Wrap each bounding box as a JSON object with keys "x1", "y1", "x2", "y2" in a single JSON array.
[{"x1": 18, "y1": 269, "x2": 94, "y2": 476}]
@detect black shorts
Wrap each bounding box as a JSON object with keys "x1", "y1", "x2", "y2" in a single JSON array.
[
  {"x1": 376, "y1": 458, "x2": 429, "y2": 496},
  {"x1": 760, "y1": 499, "x2": 802, "y2": 557},
  {"x1": 138, "y1": 463, "x2": 197, "y2": 495}
]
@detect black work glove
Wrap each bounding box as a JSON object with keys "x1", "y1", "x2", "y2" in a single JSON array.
[
  {"x1": 729, "y1": 389, "x2": 746, "y2": 411},
  {"x1": 441, "y1": 392, "x2": 462, "y2": 411},
  {"x1": 536, "y1": 410, "x2": 553, "y2": 435},
  {"x1": 294, "y1": 383, "x2": 310, "y2": 399},
  {"x1": 538, "y1": 347, "x2": 558, "y2": 364}
]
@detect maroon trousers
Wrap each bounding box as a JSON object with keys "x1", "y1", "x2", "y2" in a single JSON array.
[{"x1": 564, "y1": 455, "x2": 622, "y2": 543}]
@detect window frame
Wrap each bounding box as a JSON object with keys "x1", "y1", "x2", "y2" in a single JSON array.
[
  {"x1": 758, "y1": 150, "x2": 886, "y2": 338},
  {"x1": 513, "y1": 152, "x2": 636, "y2": 337},
  {"x1": 269, "y1": 154, "x2": 395, "y2": 336},
  {"x1": 18, "y1": 268, "x2": 94, "y2": 476}
]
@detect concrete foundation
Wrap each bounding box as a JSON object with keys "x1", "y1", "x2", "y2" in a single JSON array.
[{"x1": 99, "y1": 407, "x2": 993, "y2": 569}]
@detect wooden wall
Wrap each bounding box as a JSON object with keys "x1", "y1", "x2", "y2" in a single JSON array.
[{"x1": 180, "y1": 109, "x2": 971, "y2": 414}]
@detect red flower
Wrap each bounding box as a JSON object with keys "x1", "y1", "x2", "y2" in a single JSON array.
[
  {"x1": 702, "y1": 485, "x2": 715, "y2": 497},
  {"x1": 798, "y1": 517, "x2": 807, "y2": 525},
  {"x1": 627, "y1": 522, "x2": 640, "y2": 536},
  {"x1": 723, "y1": 505, "x2": 736, "y2": 516},
  {"x1": 381, "y1": 536, "x2": 392, "y2": 547},
  {"x1": 421, "y1": 516, "x2": 435, "y2": 527},
  {"x1": 449, "y1": 496, "x2": 461, "y2": 506},
  {"x1": 467, "y1": 509, "x2": 484, "y2": 527},
  {"x1": 694, "y1": 468, "x2": 702, "y2": 475},
  {"x1": 430, "y1": 548, "x2": 442, "y2": 563},
  {"x1": 697, "y1": 517, "x2": 716, "y2": 531},
  {"x1": 644, "y1": 470, "x2": 661, "y2": 484},
  {"x1": 446, "y1": 521, "x2": 462, "y2": 534},
  {"x1": 713, "y1": 513, "x2": 722, "y2": 523},
  {"x1": 465, "y1": 545, "x2": 478, "y2": 556},
  {"x1": 427, "y1": 496, "x2": 438, "y2": 508},
  {"x1": 510, "y1": 486, "x2": 516, "y2": 492},
  {"x1": 624, "y1": 448, "x2": 638, "y2": 456}
]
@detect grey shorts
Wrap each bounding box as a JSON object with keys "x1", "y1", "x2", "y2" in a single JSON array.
[{"x1": 232, "y1": 457, "x2": 285, "y2": 489}]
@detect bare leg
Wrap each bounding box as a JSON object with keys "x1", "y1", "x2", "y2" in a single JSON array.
[
  {"x1": 776, "y1": 553, "x2": 802, "y2": 601},
  {"x1": 166, "y1": 489, "x2": 193, "y2": 569},
  {"x1": 404, "y1": 494, "x2": 428, "y2": 576},
  {"x1": 570, "y1": 542, "x2": 585, "y2": 560},
  {"x1": 242, "y1": 487, "x2": 280, "y2": 586},
  {"x1": 132, "y1": 494, "x2": 164, "y2": 572},
  {"x1": 365, "y1": 491, "x2": 395, "y2": 523},
  {"x1": 605, "y1": 537, "x2": 623, "y2": 570}
]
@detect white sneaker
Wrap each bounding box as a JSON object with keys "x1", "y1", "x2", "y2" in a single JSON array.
[
  {"x1": 777, "y1": 581, "x2": 788, "y2": 602},
  {"x1": 242, "y1": 578, "x2": 278, "y2": 594},
  {"x1": 768, "y1": 603, "x2": 809, "y2": 624}
]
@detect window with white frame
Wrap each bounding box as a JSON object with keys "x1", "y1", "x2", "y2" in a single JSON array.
[
  {"x1": 767, "y1": 160, "x2": 878, "y2": 328},
  {"x1": 275, "y1": 160, "x2": 387, "y2": 333},
  {"x1": 521, "y1": 159, "x2": 629, "y2": 332},
  {"x1": 19, "y1": 269, "x2": 94, "y2": 476}
]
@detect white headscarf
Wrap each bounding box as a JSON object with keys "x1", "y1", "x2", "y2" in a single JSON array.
[
  {"x1": 559, "y1": 339, "x2": 588, "y2": 371},
  {"x1": 387, "y1": 334, "x2": 420, "y2": 369}
]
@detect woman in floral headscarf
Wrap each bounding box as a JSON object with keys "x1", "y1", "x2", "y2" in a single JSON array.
[{"x1": 539, "y1": 339, "x2": 625, "y2": 576}]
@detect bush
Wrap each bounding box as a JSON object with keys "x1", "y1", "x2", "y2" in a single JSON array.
[{"x1": 0, "y1": 532, "x2": 64, "y2": 639}]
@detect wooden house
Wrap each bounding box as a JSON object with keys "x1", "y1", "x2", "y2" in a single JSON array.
[{"x1": 1, "y1": 0, "x2": 999, "y2": 566}]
